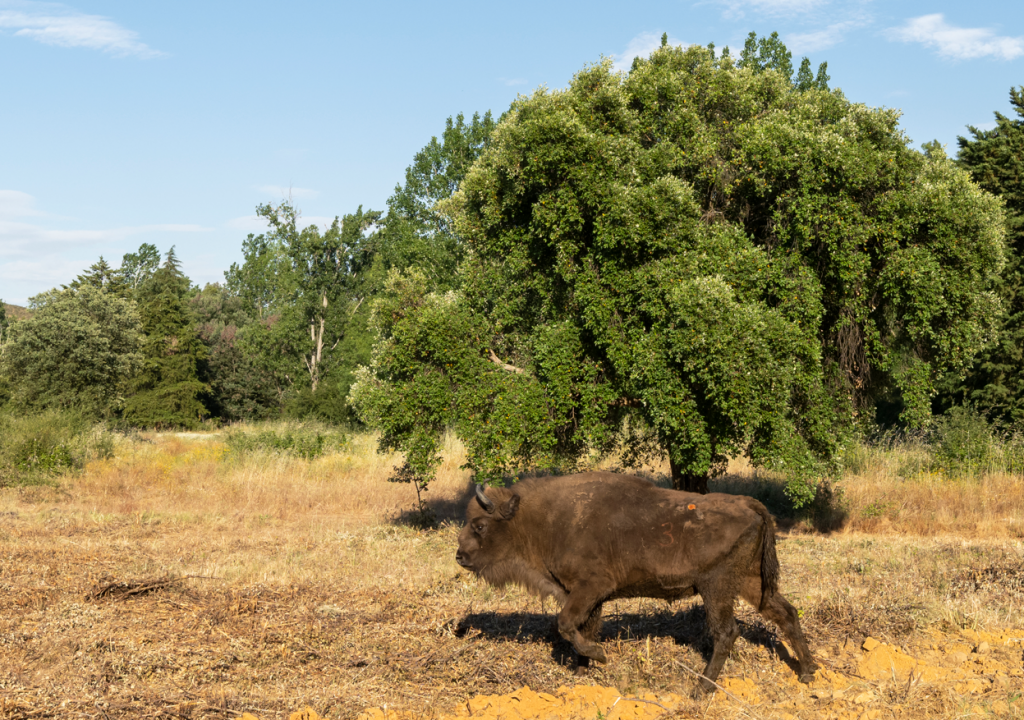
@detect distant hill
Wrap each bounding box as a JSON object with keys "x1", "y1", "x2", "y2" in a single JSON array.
[{"x1": 2, "y1": 303, "x2": 31, "y2": 321}]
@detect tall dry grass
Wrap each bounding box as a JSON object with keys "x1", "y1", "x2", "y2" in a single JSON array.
[
  {"x1": 5, "y1": 423, "x2": 1021, "y2": 541},
  {"x1": 2, "y1": 424, "x2": 1023, "y2": 719}
]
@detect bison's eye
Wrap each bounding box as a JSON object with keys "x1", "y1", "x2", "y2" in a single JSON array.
[{"x1": 473, "y1": 522, "x2": 486, "y2": 536}]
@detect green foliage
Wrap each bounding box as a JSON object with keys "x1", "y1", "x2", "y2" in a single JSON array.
[
  {"x1": 2, "y1": 285, "x2": 143, "y2": 417},
  {"x1": 224, "y1": 424, "x2": 348, "y2": 459},
  {"x1": 929, "y1": 405, "x2": 1024, "y2": 478},
  {"x1": 119, "y1": 243, "x2": 161, "y2": 293},
  {"x1": 228, "y1": 202, "x2": 381, "y2": 422},
  {"x1": 371, "y1": 111, "x2": 497, "y2": 291},
  {"x1": 354, "y1": 44, "x2": 1005, "y2": 507},
  {"x1": 938, "y1": 86, "x2": 1024, "y2": 426},
  {"x1": 0, "y1": 409, "x2": 115, "y2": 487},
  {"x1": 190, "y1": 283, "x2": 279, "y2": 422},
  {"x1": 225, "y1": 233, "x2": 285, "y2": 322},
  {"x1": 738, "y1": 31, "x2": 829, "y2": 91},
  {"x1": 123, "y1": 248, "x2": 210, "y2": 428}
]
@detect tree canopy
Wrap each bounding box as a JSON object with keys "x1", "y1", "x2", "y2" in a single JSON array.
[
  {"x1": 352, "y1": 44, "x2": 1005, "y2": 504},
  {"x1": 939, "y1": 86, "x2": 1024, "y2": 425},
  {"x1": 370, "y1": 111, "x2": 497, "y2": 292},
  {"x1": 123, "y1": 248, "x2": 210, "y2": 428},
  {"x1": 2, "y1": 285, "x2": 142, "y2": 417}
]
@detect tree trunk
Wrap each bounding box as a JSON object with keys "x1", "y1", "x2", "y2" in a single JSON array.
[{"x1": 668, "y1": 454, "x2": 709, "y2": 494}]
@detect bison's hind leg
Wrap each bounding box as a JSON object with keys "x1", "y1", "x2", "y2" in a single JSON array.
[
  {"x1": 696, "y1": 580, "x2": 741, "y2": 694},
  {"x1": 573, "y1": 602, "x2": 604, "y2": 674},
  {"x1": 740, "y1": 579, "x2": 817, "y2": 683}
]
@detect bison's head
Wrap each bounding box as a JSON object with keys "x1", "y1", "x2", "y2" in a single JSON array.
[{"x1": 455, "y1": 485, "x2": 520, "y2": 573}]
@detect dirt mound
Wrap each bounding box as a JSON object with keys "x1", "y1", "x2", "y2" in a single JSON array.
[
  {"x1": 230, "y1": 626, "x2": 1024, "y2": 720},
  {"x1": 345, "y1": 628, "x2": 1024, "y2": 720},
  {"x1": 357, "y1": 685, "x2": 686, "y2": 720}
]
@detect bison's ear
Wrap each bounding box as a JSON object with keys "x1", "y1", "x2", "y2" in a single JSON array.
[{"x1": 498, "y1": 493, "x2": 520, "y2": 520}]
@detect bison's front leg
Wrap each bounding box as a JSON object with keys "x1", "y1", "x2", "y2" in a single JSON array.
[{"x1": 557, "y1": 589, "x2": 607, "y2": 663}]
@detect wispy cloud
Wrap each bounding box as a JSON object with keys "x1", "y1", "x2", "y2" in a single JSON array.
[
  {"x1": 787, "y1": 19, "x2": 867, "y2": 53},
  {"x1": 0, "y1": 1, "x2": 163, "y2": 58},
  {"x1": 256, "y1": 185, "x2": 320, "y2": 200},
  {"x1": 612, "y1": 31, "x2": 687, "y2": 73},
  {"x1": 0, "y1": 192, "x2": 208, "y2": 258},
  {"x1": 886, "y1": 14, "x2": 1024, "y2": 61},
  {"x1": 0, "y1": 189, "x2": 43, "y2": 217},
  {"x1": 500, "y1": 77, "x2": 527, "y2": 87},
  {"x1": 714, "y1": 0, "x2": 826, "y2": 21}
]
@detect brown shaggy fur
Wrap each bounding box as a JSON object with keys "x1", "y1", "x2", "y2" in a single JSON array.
[{"x1": 456, "y1": 472, "x2": 816, "y2": 691}]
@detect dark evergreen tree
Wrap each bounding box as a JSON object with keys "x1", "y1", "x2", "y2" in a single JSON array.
[
  {"x1": 65, "y1": 257, "x2": 131, "y2": 298},
  {"x1": 123, "y1": 248, "x2": 210, "y2": 428},
  {"x1": 939, "y1": 87, "x2": 1024, "y2": 426}
]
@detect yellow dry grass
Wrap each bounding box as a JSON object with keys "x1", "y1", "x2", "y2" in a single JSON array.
[{"x1": 0, "y1": 429, "x2": 1022, "y2": 720}]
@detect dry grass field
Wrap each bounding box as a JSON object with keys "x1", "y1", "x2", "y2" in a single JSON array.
[{"x1": 1, "y1": 428, "x2": 1022, "y2": 720}]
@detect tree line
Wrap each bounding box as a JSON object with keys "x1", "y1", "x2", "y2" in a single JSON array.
[{"x1": 1, "y1": 33, "x2": 1021, "y2": 503}]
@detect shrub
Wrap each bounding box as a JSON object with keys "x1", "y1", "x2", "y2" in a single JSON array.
[
  {"x1": 0, "y1": 409, "x2": 117, "y2": 486},
  {"x1": 930, "y1": 405, "x2": 1024, "y2": 478},
  {"x1": 224, "y1": 424, "x2": 348, "y2": 459}
]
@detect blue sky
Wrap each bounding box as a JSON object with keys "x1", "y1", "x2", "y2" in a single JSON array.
[{"x1": 1, "y1": 0, "x2": 1022, "y2": 305}]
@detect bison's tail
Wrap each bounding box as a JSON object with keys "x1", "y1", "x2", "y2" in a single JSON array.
[{"x1": 752, "y1": 501, "x2": 780, "y2": 611}]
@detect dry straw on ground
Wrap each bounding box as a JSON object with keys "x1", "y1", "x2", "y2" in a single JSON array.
[{"x1": 1, "y1": 428, "x2": 1022, "y2": 719}]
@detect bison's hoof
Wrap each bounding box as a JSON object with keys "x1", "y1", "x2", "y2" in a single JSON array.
[
  {"x1": 798, "y1": 671, "x2": 816, "y2": 684},
  {"x1": 694, "y1": 678, "x2": 716, "y2": 697}
]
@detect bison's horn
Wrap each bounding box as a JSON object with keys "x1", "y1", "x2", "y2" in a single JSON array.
[{"x1": 475, "y1": 484, "x2": 496, "y2": 513}]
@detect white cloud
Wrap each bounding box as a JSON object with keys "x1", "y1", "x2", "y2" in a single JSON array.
[
  {"x1": 256, "y1": 185, "x2": 320, "y2": 200},
  {"x1": 787, "y1": 19, "x2": 866, "y2": 54},
  {"x1": 0, "y1": 218, "x2": 208, "y2": 259},
  {"x1": 500, "y1": 77, "x2": 527, "y2": 87},
  {"x1": 0, "y1": 256, "x2": 93, "y2": 285},
  {"x1": 0, "y1": 1, "x2": 162, "y2": 58},
  {"x1": 0, "y1": 189, "x2": 43, "y2": 217},
  {"x1": 714, "y1": 0, "x2": 826, "y2": 21},
  {"x1": 612, "y1": 32, "x2": 688, "y2": 73},
  {"x1": 886, "y1": 14, "x2": 1024, "y2": 61}
]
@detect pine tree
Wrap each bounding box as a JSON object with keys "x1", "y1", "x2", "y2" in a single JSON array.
[
  {"x1": 123, "y1": 248, "x2": 210, "y2": 428},
  {"x1": 943, "y1": 87, "x2": 1024, "y2": 426}
]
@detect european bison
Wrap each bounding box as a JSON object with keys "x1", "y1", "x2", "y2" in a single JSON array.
[{"x1": 455, "y1": 471, "x2": 817, "y2": 691}]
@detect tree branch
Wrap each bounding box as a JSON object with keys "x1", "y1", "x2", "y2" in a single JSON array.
[{"x1": 488, "y1": 349, "x2": 526, "y2": 375}]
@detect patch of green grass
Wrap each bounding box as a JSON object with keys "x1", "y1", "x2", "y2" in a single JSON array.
[
  {"x1": 224, "y1": 423, "x2": 348, "y2": 460},
  {"x1": 0, "y1": 409, "x2": 117, "y2": 487}
]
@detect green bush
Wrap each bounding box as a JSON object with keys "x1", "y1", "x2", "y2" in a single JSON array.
[
  {"x1": 224, "y1": 424, "x2": 348, "y2": 459},
  {"x1": 931, "y1": 406, "x2": 999, "y2": 477},
  {"x1": 0, "y1": 409, "x2": 117, "y2": 486},
  {"x1": 930, "y1": 405, "x2": 1024, "y2": 478}
]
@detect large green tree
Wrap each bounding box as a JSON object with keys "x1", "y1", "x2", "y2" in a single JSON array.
[
  {"x1": 370, "y1": 111, "x2": 497, "y2": 291},
  {"x1": 228, "y1": 202, "x2": 381, "y2": 421},
  {"x1": 936, "y1": 87, "x2": 1024, "y2": 426},
  {"x1": 352, "y1": 44, "x2": 1005, "y2": 503},
  {"x1": 2, "y1": 285, "x2": 143, "y2": 417},
  {"x1": 123, "y1": 248, "x2": 210, "y2": 428}
]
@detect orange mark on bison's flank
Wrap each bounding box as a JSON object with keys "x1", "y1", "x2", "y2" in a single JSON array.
[
  {"x1": 687, "y1": 504, "x2": 696, "y2": 510},
  {"x1": 659, "y1": 522, "x2": 674, "y2": 546}
]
